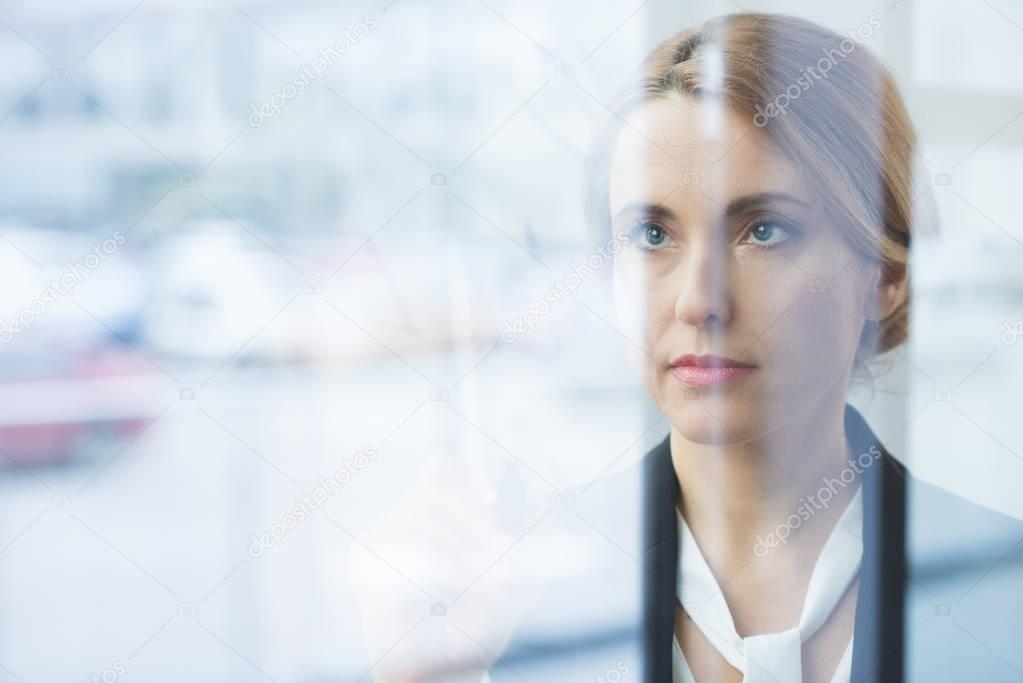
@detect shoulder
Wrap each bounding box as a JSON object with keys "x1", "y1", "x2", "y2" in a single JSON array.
[
  {"x1": 906, "y1": 474, "x2": 1023, "y2": 559},
  {"x1": 902, "y1": 459, "x2": 1023, "y2": 679}
]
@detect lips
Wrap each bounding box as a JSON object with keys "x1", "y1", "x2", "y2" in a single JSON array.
[{"x1": 669, "y1": 354, "x2": 756, "y2": 388}]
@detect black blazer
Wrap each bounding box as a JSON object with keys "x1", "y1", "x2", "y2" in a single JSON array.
[
  {"x1": 640, "y1": 403, "x2": 1023, "y2": 683},
  {"x1": 488, "y1": 404, "x2": 1023, "y2": 682}
]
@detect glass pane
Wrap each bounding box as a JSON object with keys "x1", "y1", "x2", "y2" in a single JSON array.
[{"x1": 2, "y1": 2, "x2": 1020, "y2": 682}]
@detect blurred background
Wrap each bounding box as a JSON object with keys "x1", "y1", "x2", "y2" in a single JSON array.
[{"x1": 0, "y1": 0, "x2": 1020, "y2": 680}]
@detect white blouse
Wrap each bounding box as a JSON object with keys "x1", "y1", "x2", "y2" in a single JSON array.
[{"x1": 672, "y1": 487, "x2": 863, "y2": 683}]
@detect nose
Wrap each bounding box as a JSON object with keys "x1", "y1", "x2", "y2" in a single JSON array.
[{"x1": 673, "y1": 243, "x2": 733, "y2": 328}]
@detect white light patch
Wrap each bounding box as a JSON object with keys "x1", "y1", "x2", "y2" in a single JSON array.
[{"x1": 700, "y1": 44, "x2": 726, "y2": 138}]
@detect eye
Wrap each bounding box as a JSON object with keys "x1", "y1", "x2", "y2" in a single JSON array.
[
  {"x1": 742, "y1": 217, "x2": 796, "y2": 248},
  {"x1": 629, "y1": 221, "x2": 673, "y2": 251}
]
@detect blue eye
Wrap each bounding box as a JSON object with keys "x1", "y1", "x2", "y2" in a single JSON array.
[
  {"x1": 630, "y1": 222, "x2": 671, "y2": 251},
  {"x1": 745, "y1": 218, "x2": 794, "y2": 248}
]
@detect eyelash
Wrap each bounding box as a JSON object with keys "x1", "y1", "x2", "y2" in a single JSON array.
[
  {"x1": 740, "y1": 214, "x2": 799, "y2": 249},
  {"x1": 625, "y1": 215, "x2": 800, "y2": 252},
  {"x1": 626, "y1": 221, "x2": 672, "y2": 251}
]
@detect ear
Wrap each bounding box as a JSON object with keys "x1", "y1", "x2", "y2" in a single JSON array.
[{"x1": 865, "y1": 260, "x2": 908, "y2": 322}]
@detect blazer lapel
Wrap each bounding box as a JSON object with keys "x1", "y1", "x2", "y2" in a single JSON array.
[
  {"x1": 641, "y1": 430, "x2": 678, "y2": 683},
  {"x1": 845, "y1": 403, "x2": 907, "y2": 683}
]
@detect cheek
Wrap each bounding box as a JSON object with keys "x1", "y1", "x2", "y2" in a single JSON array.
[
  {"x1": 613, "y1": 256, "x2": 680, "y2": 391},
  {"x1": 612, "y1": 257, "x2": 648, "y2": 344},
  {"x1": 749, "y1": 254, "x2": 866, "y2": 383},
  {"x1": 775, "y1": 297, "x2": 859, "y2": 364},
  {"x1": 613, "y1": 254, "x2": 677, "y2": 340}
]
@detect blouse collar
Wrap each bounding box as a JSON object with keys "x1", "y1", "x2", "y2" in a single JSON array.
[
  {"x1": 674, "y1": 486, "x2": 863, "y2": 681},
  {"x1": 641, "y1": 403, "x2": 908, "y2": 683}
]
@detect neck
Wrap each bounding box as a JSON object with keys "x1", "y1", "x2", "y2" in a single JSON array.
[{"x1": 670, "y1": 391, "x2": 858, "y2": 570}]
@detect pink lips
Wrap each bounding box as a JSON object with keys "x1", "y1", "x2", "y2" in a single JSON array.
[{"x1": 669, "y1": 354, "x2": 756, "y2": 388}]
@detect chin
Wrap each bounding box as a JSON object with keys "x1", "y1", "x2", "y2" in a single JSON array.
[{"x1": 656, "y1": 383, "x2": 765, "y2": 445}]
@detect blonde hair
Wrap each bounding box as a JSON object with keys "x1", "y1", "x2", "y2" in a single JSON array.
[{"x1": 584, "y1": 13, "x2": 915, "y2": 373}]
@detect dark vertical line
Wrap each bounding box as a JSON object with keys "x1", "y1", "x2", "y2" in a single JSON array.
[
  {"x1": 641, "y1": 432, "x2": 676, "y2": 683},
  {"x1": 879, "y1": 455, "x2": 907, "y2": 682}
]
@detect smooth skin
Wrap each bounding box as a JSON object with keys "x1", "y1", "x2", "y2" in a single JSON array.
[{"x1": 609, "y1": 94, "x2": 908, "y2": 681}]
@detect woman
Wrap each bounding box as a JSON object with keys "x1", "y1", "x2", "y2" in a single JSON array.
[
  {"x1": 579, "y1": 11, "x2": 1023, "y2": 683},
  {"x1": 373, "y1": 12, "x2": 1022, "y2": 683}
]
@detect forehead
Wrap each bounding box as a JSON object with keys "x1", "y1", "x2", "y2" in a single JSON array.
[{"x1": 608, "y1": 95, "x2": 806, "y2": 215}]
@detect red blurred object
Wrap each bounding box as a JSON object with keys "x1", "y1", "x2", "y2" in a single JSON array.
[{"x1": 0, "y1": 346, "x2": 153, "y2": 471}]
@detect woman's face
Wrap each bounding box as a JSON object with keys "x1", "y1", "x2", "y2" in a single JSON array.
[{"x1": 609, "y1": 95, "x2": 878, "y2": 444}]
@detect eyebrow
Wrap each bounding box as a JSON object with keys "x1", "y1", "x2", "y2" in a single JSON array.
[{"x1": 615, "y1": 192, "x2": 810, "y2": 222}]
